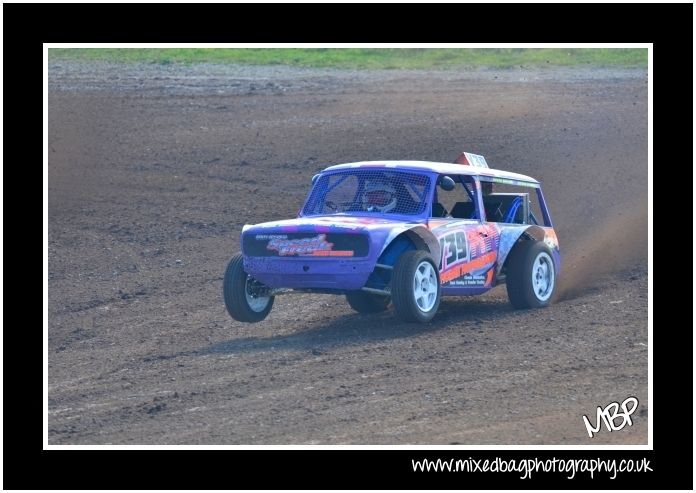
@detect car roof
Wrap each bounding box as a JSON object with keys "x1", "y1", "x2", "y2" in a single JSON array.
[{"x1": 322, "y1": 160, "x2": 539, "y2": 185}]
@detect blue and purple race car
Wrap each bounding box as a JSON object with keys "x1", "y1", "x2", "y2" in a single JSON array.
[{"x1": 224, "y1": 152, "x2": 559, "y2": 323}]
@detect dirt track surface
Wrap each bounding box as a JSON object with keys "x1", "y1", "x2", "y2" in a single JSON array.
[{"x1": 48, "y1": 63, "x2": 649, "y2": 444}]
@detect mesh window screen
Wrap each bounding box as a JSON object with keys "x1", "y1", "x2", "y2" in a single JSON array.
[{"x1": 303, "y1": 169, "x2": 431, "y2": 216}]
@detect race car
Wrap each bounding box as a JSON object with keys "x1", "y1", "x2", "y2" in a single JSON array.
[{"x1": 223, "y1": 152, "x2": 560, "y2": 323}]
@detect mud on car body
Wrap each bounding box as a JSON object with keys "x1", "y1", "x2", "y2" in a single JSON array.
[{"x1": 223, "y1": 152, "x2": 560, "y2": 323}]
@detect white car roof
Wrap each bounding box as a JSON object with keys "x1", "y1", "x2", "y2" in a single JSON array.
[{"x1": 322, "y1": 160, "x2": 539, "y2": 185}]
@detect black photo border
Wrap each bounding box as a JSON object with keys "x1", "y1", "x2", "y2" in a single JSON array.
[{"x1": 18, "y1": 1, "x2": 693, "y2": 490}]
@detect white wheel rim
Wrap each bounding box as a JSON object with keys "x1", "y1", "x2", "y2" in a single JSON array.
[
  {"x1": 245, "y1": 276, "x2": 270, "y2": 312},
  {"x1": 532, "y1": 252, "x2": 555, "y2": 301},
  {"x1": 413, "y1": 260, "x2": 438, "y2": 312}
]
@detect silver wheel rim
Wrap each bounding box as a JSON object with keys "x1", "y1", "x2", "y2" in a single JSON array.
[
  {"x1": 245, "y1": 276, "x2": 270, "y2": 312},
  {"x1": 413, "y1": 260, "x2": 438, "y2": 312},
  {"x1": 532, "y1": 252, "x2": 555, "y2": 301}
]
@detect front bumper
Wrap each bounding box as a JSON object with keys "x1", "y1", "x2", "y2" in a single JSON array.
[{"x1": 243, "y1": 256, "x2": 375, "y2": 290}]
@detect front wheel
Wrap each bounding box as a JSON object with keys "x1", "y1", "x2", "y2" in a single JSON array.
[
  {"x1": 505, "y1": 241, "x2": 557, "y2": 309},
  {"x1": 223, "y1": 254, "x2": 274, "y2": 323},
  {"x1": 391, "y1": 250, "x2": 441, "y2": 323}
]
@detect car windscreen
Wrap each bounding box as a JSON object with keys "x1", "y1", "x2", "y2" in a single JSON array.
[{"x1": 302, "y1": 169, "x2": 431, "y2": 216}]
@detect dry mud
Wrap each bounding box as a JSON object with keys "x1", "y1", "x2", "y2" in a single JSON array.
[{"x1": 48, "y1": 63, "x2": 648, "y2": 444}]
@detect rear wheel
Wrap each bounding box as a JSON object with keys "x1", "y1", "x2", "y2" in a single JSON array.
[
  {"x1": 505, "y1": 241, "x2": 556, "y2": 309},
  {"x1": 345, "y1": 291, "x2": 391, "y2": 314},
  {"x1": 223, "y1": 254, "x2": 274, "y2": 322},
  {"x1": 391, "y1": 250, "x2": 441, "y2": 323}
]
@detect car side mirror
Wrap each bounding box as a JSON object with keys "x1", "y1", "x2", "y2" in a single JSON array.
[
  {"x1": 311, "y1": 174, "x2": 320, "y2": 185},
  {"x1": 439, "y1": 176, "x2": 455, "y2": 191}
]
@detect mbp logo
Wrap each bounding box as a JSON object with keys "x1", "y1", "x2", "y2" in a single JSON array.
[{"x1": 582, "y1": 396, "x2": 639, "y2": 438}]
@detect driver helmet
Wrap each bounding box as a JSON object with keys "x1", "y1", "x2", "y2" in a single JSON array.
[{"x1": 362, "y1": 180, "x2": 397, "y2": 213}]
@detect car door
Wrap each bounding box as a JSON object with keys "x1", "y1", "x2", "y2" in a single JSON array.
[{"x1": 428, "y1": 175, "x2": 499, "y2": 293}]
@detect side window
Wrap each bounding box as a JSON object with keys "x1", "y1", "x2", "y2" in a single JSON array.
[
  {"x1": 535, "y1": 188, "x2": 553, "y2": 227},
  {"x1": 432, "y1": 175, "x2": 478, "y2": 219},
  {"x1": 479, "y1": 181, "x2": 545, "y2": 225}
]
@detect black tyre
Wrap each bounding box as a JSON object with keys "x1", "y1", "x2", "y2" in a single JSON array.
[
  {"x1": 505, "y1": 240, "x2": 557, "y2": 309},
  {"x1": 345, "y1": 291, "x2": 391, "y2": 314},
  {"x1": 223, "y1": 254, "x2": 274, "y2": 323},
  {"x1": 391, "y1": 250, "x2": 441, "y2": 323}
]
